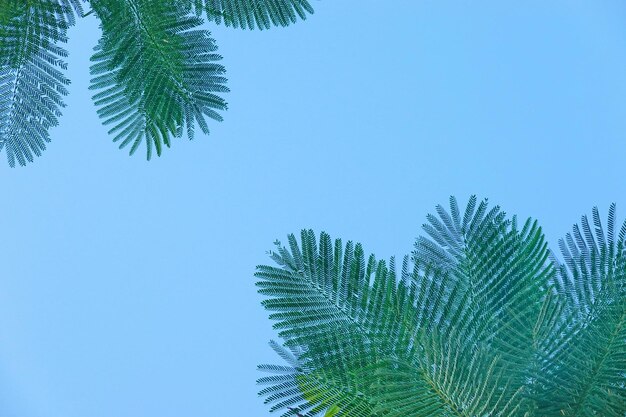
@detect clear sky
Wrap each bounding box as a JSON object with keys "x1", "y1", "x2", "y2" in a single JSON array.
[{"x1": 2, "y1": 1, "x2": 626, "y2": 416}]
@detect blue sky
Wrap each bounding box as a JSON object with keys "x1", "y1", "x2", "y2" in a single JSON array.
[{"x1": 2, "y1": 1, "x2": 626, "y2": 416}]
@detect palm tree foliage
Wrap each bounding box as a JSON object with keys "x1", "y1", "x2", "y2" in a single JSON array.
[
  {"x1": 256, "y1": 196, "x2": 626, "y2": 416},
  {"x1": 0, "y1": 0, "x2": 315, "y2": 166}
]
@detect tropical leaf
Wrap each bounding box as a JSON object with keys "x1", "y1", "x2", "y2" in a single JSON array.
[
  {"x1": 414, "y1": 196, "x2": 556, "y2": 413},
  {"x1": 1, "y1": 0, "x2": 319, "y2": 166},
  {"x1": 537, "y1": 204, "x2": 626, "y2": 416},
  {"x1": 256, "y1": 197, "x2": 626, "y2": 417},
  {"x1": 89, "y1": 0, "x2": 229, "y2": 159},
  {"x1": 185, "y1": 0, "x2": 315, "y2": 30},
  {"x1": 258, "y1": 340, "x2": 309, "y2": 417},
  {"x1": 0, "y1": 0, "x2": 73, "y2": 166}
]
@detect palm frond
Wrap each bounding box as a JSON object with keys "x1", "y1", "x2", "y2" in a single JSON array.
[
  {"x1": 89, "y1": 0, "x2": 228, "y2": 159},
  {"x1": 0, "y1": 0, "x2": 72, "y2": 166},
  {"x1": 183, "y1": 0, "x2": 314, "y2": 30}
]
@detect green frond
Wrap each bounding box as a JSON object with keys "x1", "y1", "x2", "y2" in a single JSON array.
[
  {"x1": 537, "y1": 206, "x2": 626, "y2": 416},
  {"x1": 255, "y1": 198, "x2": 626, "y2": 417},
  {"x1": 258, "y1": 341, "x2": 310, "y2": 417},
  {"x1": 89, "y1": 0, "x2": 228, "y2": 159},
  {"x1": 414, "y1": 196, "x2": 555, "y2": 412},
  {"x1": 0, "y1": 1, "x2": 81, "y2": 61},
  {"x1": 183, "y1": 0, "x2": 314, "y2": 30},
  {"x1": 0, "y1": 0, "x2": 72, "y2": 166},
  {"x1": 256, "y1": 231, "x2": 436, "y2": 415},
  {"x1": 1, "y1": 0, "x2": 316, "y2": 165},
  {"x1": 255, "y1": 216, "x2": 555, "y2": 416},
  {"x1": 50, "y1": 0, "x2": 84, "y2": 25}
]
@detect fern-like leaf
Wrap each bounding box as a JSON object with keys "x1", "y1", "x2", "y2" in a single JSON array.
[
  {"x1": 0, "y1": 0, "x2": 72, "y2": 166},
  {"x1": 538, "y1": 205, "x2": 626, "y2": 416},
  {"x1": 89, "y1": 0, "x2": 229, "y2": 159},
  {"x1": 185, "y1": 0, "x2": 315, "y2": 30},
  {"x1": 256, "y1": 198, "x2": 626, "y2": 416},
  {"x1": 256, "y1": 206, "x2": 555, "y2": 416}
]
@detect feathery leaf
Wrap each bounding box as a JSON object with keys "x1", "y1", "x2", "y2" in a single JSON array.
[
  {"x1": 89, "y1": 0, "x2": 229, "y2": 159},
  {"x1": 256, "y1": 197, "x2": 626, "y2": 416},
  {"x1": 0, "y1": 0, "x2": 72, "y2": 166}
]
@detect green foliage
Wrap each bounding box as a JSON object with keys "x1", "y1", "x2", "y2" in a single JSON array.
[
  {"x1": 89, "y1": 0, "x2": 228, "y2": 158},
  {"x1": 0, "y1": 0, "x2": 315, "y2": 166},
  {"x1": 0, "y1": 0, "x2": 78, "y2": 166},
  {"x1": 256, "y1": 196, "x2": 626, "y2": 416},
  {"x1": 184, "y1": 0, "x2": 314, "y2": 30}
]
